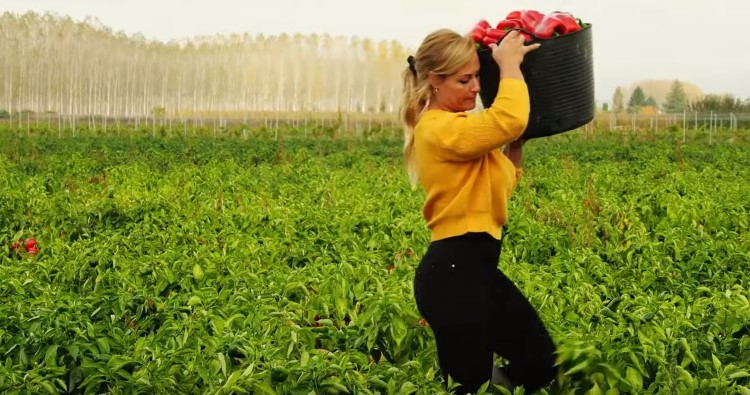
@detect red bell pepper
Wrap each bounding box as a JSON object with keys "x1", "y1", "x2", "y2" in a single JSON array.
[
  {"x1": 470, "y1": 26, "x2": 486, "y2": 43},
  {"x1": 469, "y1": 19, "x2": 491, "y2": 44},
  {"x1": 551, "y1": 11, "x2": 582, "y2": 33},
  {"x1": 519, "y1": 10, "x2": 545, "y2": 31},
  {"x1": 533, "y1": 11, "x2": 581, "y2": 38},
  {"x1": 481, "y1": 27, "x2": 505, "y2": 46},
  {"x1": 496, "y1": 18, "x2": 523, "y2": 31},
  {"x1": 505, "y1": 10, "x2": 521, "y2": 20},
  {"x1": 504, "y1": 10, "x2": 544, "y2": 31}
]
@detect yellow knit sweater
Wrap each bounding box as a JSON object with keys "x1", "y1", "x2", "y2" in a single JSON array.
[{"x1": 413, "y1": 78, "x2": 529, "y2": 241}]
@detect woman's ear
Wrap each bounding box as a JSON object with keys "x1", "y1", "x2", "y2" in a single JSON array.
[{"x1": 427, "y1": 71, "x2": 443, "y2": 91}]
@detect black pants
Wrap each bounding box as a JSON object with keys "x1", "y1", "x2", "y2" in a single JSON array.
[{"x1": 413, "y1": 232, "x2": 557, "y2": 394}]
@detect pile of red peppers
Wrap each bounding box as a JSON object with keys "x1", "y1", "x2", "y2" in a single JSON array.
[{"x1": 470, "y1": 9, "x2": 586, "y2": 48}]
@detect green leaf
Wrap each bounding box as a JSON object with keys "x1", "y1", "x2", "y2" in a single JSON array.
[
  {"x1": 626, "y1": 350, "x2": 645, "y2": 376},
  {"x1": 188, "y1": 296, "x2": 202, "y2": 306},
  {"x1": 679, "y1": 337, "x2": 697, "y2": 367},
  {"x1": 253, "y1": 382, "x2": 277, "y2": 395},
  {"x1": 317, "y1": 318, "x2": 334, "y2": 326},
  {"x1": 107, "y1": 356, "x2": 134, "y2": 372},
  {"x1": 115, "y1": 369, "x2": 133, "y2": 381},
  {"x1": 675, "y1": 366, "x2": 694, "y2": 384},
  {"x1": 18, "y1": 346, "x2": 28, "y2": 367},
  {"x1": 586, "y1": 383, "x2": 603, "y2": 395},
  {"x1": 335, "y1": 296, "x2": 347, "y2": 316},
  {"x1": 192, "y1": 263, "x2": 205, "y2": 281},
  {"x1": 96, "y1": 338, "x2": 110, "y2": 354},
  {"x1": 321, "y1": 378, "x2": 350, "y2": 394},
  {"x1": 626, "y1": 367, "x2": 643, "y2": 392},
  {"x1": 224, "y1": 313, "x2": 245, "y2": 330},
  {"x1": 54, "y1": 379, "x2": 67, "y2": 392},
  {"x1": 68, "y1": 345, "x2": 79, "y2": 361},
  {"x1": 217, "y1": 352, "x2": 227, "y2": 376},
  {"x1": 729, "y1": 371, "x2": 750, "y2": 380},
  {"x1": 597, "y1": 362, "x2": 622, "y2": 381},
  {"x1": 400, "y1": 381, "x2": 418, "y2": 394},
  {"x1": 712, "y1": 354, "x2": 722, "y2": 372},
  {"x1": 44, "y1": 345, "x2": 58, "y2": 368},
  {"x1": 565, "y1": 360, "x2": 589, "y2": 376},
  {"x1": 221, "y1": 370, "x2": 243, "y2": 390},
  {"x1": 367, "y1": 377, "x2": 388, "y2": 390},
  {"x1": 37, "y1": 380, "x2": 57, "y2": 395},
  {"x1": 389, "y1": 317, "x2": 407, "y2": 347}
]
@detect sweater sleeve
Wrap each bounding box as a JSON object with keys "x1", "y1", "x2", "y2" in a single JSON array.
[{"x1": 426, "y1": 78, "x2": 530, "y2": 162}]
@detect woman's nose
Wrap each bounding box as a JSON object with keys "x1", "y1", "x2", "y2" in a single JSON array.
[{"x1": 471, "y1": 79, "x2": 481, "y2": 92}]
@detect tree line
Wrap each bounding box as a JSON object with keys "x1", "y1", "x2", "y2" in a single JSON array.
[
  {"x1": 3, "y1": 11, "x2": 748, "y2": 120},
  {"x1": 0, "y1": 11, "x2": 414, "y2": 118},
  {"x1": 610, "y1": 80, "x2": 750, "y2": 114}
]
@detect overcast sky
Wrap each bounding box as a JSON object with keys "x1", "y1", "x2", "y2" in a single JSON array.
[{"x1": 4, "y1": 0, "x2": 750, "y2": 103}]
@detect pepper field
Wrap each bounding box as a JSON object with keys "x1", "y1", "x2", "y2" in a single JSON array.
[{"x1": 1, "y1": 128, "x2": 749, "y2": 394}]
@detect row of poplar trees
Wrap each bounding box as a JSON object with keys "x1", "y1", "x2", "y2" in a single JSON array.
[{"x1": 0, "y1": 11, "x2": 415, "y2": 118}]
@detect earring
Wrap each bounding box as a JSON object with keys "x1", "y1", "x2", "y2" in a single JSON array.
[{"x1": 432, "y1": 87, "x2": 439, "y2": 94}]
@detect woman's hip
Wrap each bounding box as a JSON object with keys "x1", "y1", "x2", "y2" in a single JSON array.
[{"x1": 413, "y1": 232, "x2": 502, "y2": 325}]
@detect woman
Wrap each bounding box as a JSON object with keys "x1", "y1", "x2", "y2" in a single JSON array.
[{"x1": 401, "y1": 29, "x2": 557, "y2": 394}]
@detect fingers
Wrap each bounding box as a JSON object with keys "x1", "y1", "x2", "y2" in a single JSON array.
[
  {"x1": 502, "y1": 30, "x2": 523, "y2": 46},
  {"x1": 505, "y1": 30, "x2": 521, "y2": 39},
  {"x1": 523, "y1": 43, "x2": 542, "y2": 53},
  {"x1": 490, "y1": 29, "x2": 540, "y2": 60},
  {"x1": 509, "y1": 30, "x2": 533, "y2": 48}
]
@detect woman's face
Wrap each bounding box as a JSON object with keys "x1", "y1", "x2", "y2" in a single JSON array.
[{"x1": 430, "y1": 55, "x2": 481, "y2": 113}]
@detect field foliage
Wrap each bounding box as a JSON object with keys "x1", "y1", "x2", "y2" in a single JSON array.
[{"x1": 1, "y1": 133, "x2": 749, "y2": 394}]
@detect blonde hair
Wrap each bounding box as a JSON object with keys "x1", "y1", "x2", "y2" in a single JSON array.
[{"x1": 400, "y1": 28, "x2": 477, "y2": 189}]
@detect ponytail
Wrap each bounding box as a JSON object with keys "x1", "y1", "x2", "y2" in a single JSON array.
[
  {"x1": 400, "y1": 28, "x2": 475, "y2": 189},
  {"x1": 400, "y1": 61, "x2": 430, "y2": 190}
]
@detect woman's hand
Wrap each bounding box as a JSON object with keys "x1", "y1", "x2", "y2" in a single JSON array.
[
  {"x1": 489, "y1": 30, "x2": 540, "y2": 69},
  {"x1": 504, "y1": 139, "x2": 525, "y2": 169}
]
